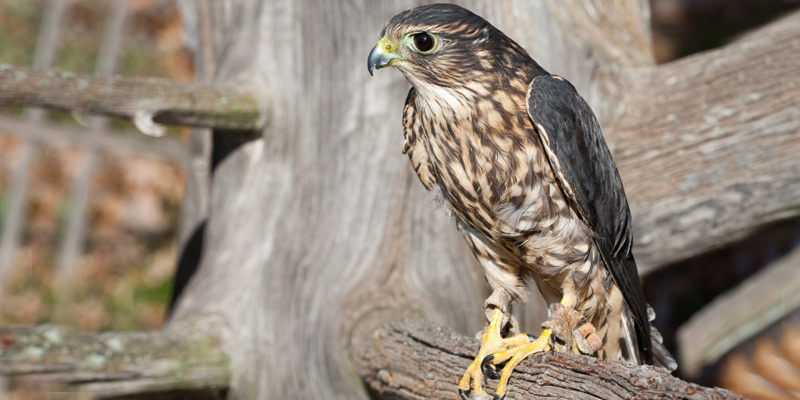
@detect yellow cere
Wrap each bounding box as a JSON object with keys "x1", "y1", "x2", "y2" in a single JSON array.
[{"x1": 378, "y1": 37, "x2": 395, "y2": 53}]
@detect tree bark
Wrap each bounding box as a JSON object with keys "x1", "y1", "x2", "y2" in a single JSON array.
[{"x1": 358, "y1": 319, "x2": 742, "y2": 400}]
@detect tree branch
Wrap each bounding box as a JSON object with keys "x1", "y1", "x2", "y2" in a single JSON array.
[
  {"x1": 0, "y1": 65, "x2": 264, "y2": 132},
  {"x1": 612, "y1": 10, "x2": 800, "y2": 273},
  {"x1": 0, "y1": 325, "x2": 229, "y2": 399},
  {"x1": 357, "y1": 319, "x2": 742, "y2": 400},
  {"x1": 1, "y1": 321, "x2": 743, "y2": 400}
]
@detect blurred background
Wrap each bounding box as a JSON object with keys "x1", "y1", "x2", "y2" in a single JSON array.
[
  {"x1": 0, "y1": 0, "x2": 798, "y2": 398},
  {"x1": 0, "y1": 0, "x2": 189, "y2": 332}
]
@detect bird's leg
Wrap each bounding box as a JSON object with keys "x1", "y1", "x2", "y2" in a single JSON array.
[
  {"x1": 458, "y1": 307, "x2": 530, "y2": 399},
  {"x1": 458, "y1": 289, "x2": 525, "y2": 399},
  {"x1": 543, "y1": 299, "x2": 603, "y2": 356},
  {"x1": 571, "y1": 315, "x2": 603, "y2": 355},
  {"x1": 482, "y1": 318, "x2": 554, "y2": 400},
  {"x1": 481, "y1": 296, "x2": 601, "y2": 400}
]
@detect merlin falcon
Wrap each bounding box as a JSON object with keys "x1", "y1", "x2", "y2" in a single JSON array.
[{"x1": 368, "y1": 4, "x2": 676, "y2": 399}]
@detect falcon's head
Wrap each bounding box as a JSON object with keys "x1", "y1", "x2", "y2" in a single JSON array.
[{"x1": 368, "y1": 4, "x2": 537, "y2": 90}]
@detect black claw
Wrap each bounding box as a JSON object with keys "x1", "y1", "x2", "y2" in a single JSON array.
[
  {"x1": 493, "y1": 395, "x2": 505, "y2": 400},
  {"x1": 481, "y1": 354, "x2": 501, "y2": 379},
  {"x1": 526, "y1": 333, "x2": 537, "y2": 341},
  {"x1": 458, "y1": 388, "x2": 470, "y2": 400}
]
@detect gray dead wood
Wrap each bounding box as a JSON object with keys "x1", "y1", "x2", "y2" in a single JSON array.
[
  {"x1": 358, "y1": 319, "x2": 743, "y2": 400},
  {"x1": 0, "y1": 64, "x2": 264, "y2": 132},
  {"x1": 612, "y1": 10, "x2": 800, "y2": 274},
  {"x1": 0, "y1": 325, "x2": 228, "y2": 399},
  {"x1": 678, "y1": 245, "x2": 800, "y2": 377}
]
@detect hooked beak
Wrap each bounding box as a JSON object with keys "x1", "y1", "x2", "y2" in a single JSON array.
[{"x1": 368, "y1": 38, "x2": 401, "y2": 76}]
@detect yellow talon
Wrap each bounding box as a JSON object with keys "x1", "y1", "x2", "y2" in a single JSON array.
[
  {"x1": 461, "y1": 295, "x2": 582, "y2": 399},
  {"x1": 458, "y1": 308, "x2": 504, "y2": 396},
  {"x1": 493, "y1": 329, "x2": 552, "y2": 400},
  {"x1": 458, "y1": 308, "x2": 532, "y2": 397}
]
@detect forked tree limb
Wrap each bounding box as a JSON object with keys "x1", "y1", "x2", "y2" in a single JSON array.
[
  {"x1": 0, "y1": 64, "x2": 264, "y2": 132},
  {"x1": 357, "y1": 319, "x2": 743, "y2": 400}
]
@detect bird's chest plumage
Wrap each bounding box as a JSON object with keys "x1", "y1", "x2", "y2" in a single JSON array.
[
  {"x1": 407, "y1": 85, "x2": 603, "y2": 311},
  {"x1": 414, "y1": 91, "x2": 559, "y2": 240}
]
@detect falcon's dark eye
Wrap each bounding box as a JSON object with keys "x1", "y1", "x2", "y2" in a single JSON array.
[{"x1": 413, "y1": 32, "x2": 435, "y2": 53}]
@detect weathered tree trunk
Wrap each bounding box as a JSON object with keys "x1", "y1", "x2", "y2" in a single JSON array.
[{"x1": 161, "y1": 1, "x2": 798, "y2": 399}]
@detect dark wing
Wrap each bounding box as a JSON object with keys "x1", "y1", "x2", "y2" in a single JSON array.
[
  {"x1": 403, "y1": 88, "x2": 436, "y2": 190},
  {"x1": 526, "y1": 75, "x2": 652, "y2": 363}
]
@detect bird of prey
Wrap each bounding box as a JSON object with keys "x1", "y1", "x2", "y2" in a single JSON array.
[{"x1": 368, "y1": 4, "x2": 676, "y2": 399}]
